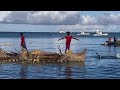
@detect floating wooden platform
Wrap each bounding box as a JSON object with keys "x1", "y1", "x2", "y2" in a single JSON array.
[{"x1": 0, "y1": 49, "x2": 86, "y2": 63}]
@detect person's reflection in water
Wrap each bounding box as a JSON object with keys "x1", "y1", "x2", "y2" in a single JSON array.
[
  {"x1": 64, "y1": 62, "x2": 85, "y2": 79},
  {"x1": 65, "y1": 62, "x2": 73, "y2": 79},
  {"x1": 19, "y1": 64, "x2": 28, "y2": 79},
  {"x1": 65, "y1": 66, "x2": 72, "y2": 79}
]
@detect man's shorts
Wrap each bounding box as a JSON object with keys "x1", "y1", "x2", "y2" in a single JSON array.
[{"x1": 21, "y1": 44, "x2": 27, "y2": 49}]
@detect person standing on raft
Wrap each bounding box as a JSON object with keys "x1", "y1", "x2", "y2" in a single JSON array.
[
  {"x1": 20, "y1": 32, "x2": 28, "y2": 53},
  {"x1": 58, "y1": 31, "x2": 79, "y2": 54}
]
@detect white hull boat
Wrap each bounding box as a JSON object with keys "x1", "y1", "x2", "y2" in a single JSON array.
[
  {"x1": 77, "y1": 32, "x2": 90, "y2": 36},
  {"x1": 93, "y1": 30, "x2": 108, "y2": 36}
]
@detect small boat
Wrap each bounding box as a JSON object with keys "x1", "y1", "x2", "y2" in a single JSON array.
[
  {"x1": 93, "y1": 30, "x2": 108, "y2": 36},
  {"x1": 77, "y1": 32, "x2": 90, "y2": 36},
  {"x1": 116, "y1": 52, "x2": 120, "y2": 58},
  {"x1": 59, "y1": 30, "x2": 65, "y2": 33},
  {"x1": 59, "y1": 25, "x2": 65, "y2": 33},
  {"x1": 102, "y1": 41, "x2": 120, "y2": 46}
]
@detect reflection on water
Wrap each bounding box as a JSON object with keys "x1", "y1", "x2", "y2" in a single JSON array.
[
  {"x1": 65, "y1": 67, "x2": 72, "y2": 79},
  {"x1": 19, "y1": 64, "x2": 28, "y2": 79},
  {"x1": 64, "y1": 62, "x2": 85, "y2": 79},
  {"x1": 17, "y1": 62, "x2": 85, "y2": 79}
]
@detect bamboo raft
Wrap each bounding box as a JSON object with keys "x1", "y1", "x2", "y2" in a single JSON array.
[{"x1": 0, "y1": 48, "x2": 86, "y2": 63}]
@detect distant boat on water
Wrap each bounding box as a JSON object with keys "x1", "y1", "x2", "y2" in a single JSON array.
[
  {"x1": 59, "y1": 30, "x2": 65, "y2": 33},
  {"x1": 59, "y1": 25, "x2": 65, "y2": 33},
  {"x1": 77, "y1": 32, "x2": 90, "y2": 36},
  {"x1": 93, "y1": 30, "x2": 108, "y2": 36},
  {"x1": 116, "y1": 52, "x2": 120, "y2": 58}
]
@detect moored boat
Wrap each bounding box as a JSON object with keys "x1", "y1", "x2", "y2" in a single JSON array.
[
  {"x1": 59, "y1": 30, "x2": 65, "y2": 33},
  {"x1": 102, "y1": 41, "x2": 120, "y2": 46},
  {"x1": 77, "y1": 32, "x2": 90, "y2": 36},
  {"x1": 93, "y1": 30, "x2": 108, "y2": 36}
]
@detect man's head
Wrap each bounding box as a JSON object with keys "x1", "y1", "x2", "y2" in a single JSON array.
[
  {"x1": 67, "y1": 31, "x2": 70, "y2": 36},
  {"x1": 20, "y1": 32, "x2": 23, "y2": 36}
]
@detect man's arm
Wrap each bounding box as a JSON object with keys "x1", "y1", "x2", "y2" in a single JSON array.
[
  {"x1": 73, "y1": 37, "x2": 79, "y2": 41},
  {"x1": 58, "y1": 38, "x2": 64, "y2": 41}
]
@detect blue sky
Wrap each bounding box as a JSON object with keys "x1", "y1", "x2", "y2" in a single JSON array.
[{"x1": 0, "y1": 11, "x2": 120, "y2": 32}]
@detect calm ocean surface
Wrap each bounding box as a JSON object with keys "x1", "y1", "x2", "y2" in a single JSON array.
[{"x1": 0, "y1": 24, "x2": 120, "y2": 79}]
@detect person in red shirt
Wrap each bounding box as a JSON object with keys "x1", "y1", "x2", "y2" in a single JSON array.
[
  {"x1": 58, "y1": 31, "x2": 79, "y2": 53},
  {"x1": 20, "y1": 32, "x2": 28, "y2": 53}
]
